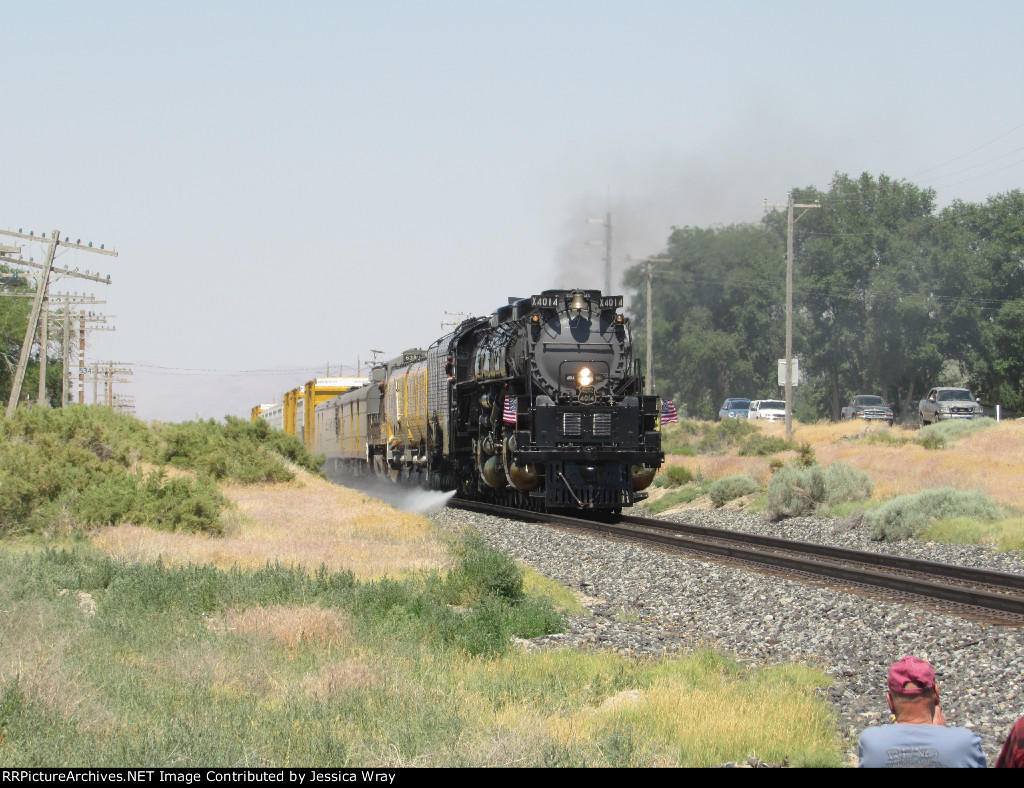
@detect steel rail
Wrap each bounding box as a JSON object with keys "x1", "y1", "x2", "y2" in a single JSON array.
[
  {"x1": 620, "y1": 513, "x2": 1024, "y2": 592},
  {"x1": 449, "y1": 500, "x2": 1024, "y2": 617}
]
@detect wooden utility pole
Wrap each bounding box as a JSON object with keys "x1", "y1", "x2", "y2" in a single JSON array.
[
  {"x1": 628, "y1": 256, "x2": 671, "y2": 395},
  {"x1": 46, "y1": 294, "x2": 106, "y2": 407},
  {"x1": 765, "y1": 195, "x2": 820, "y2": 441},
  {"x1": 71, "y1": 312, "x2": 116, "y2": 404},
  {"x1": 4, "y1": 234, "x2": 58, "y2": 416},
  {"x1": 88, "y1": 360, "x2": 132, "y2": 406},
  {"x1": 0, "y1": 229, "x2": 117, "y2": 416}
]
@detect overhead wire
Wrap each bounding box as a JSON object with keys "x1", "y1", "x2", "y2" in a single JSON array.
[
  {"x1": 130, "y1": 362, "x2": 366, "y2": 377},
  {"x1": 910, "y1": 121, "x2": 1024, "y2": 179},
  {"x1": 634, "y1": 256, "x2": 1017, "y2": 311}
]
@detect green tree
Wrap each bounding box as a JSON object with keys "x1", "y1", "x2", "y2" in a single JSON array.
[
  {"x1": 775, "y1": 173, "x2": 942, "y2": 419},
  {"x1": 0, "y1": 268, "x2": 32, "y2": 407},
  {"x1": 0, "y1": 267, "x2": 65, "y2": 409},
  {"x1": 623, "y1": 178, "x2": 1024, "y2": 424},
  {"x1": 937, "y1": 191, "x2": 1024, "y2": 411},
  {"x1": 624, "y1": 224, "x2": 784, "y2": 416}
]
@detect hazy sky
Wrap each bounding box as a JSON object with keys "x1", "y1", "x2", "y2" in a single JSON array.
[{"x1": 4, "y1": 1, "x2": 1023, "y2": 422}]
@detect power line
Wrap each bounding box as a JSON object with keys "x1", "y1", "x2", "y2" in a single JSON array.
[
  {"x1": 129, "y1": 362, "x2": 365, "y2": 376},
  {"x1": 910, "y1": 120, "x2": 1024, "y2": 179}
]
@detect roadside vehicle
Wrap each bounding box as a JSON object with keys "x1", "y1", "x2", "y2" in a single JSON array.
[
  {"x1": 840, "y1": 395, "x2": 894, "y2": 426},
  {"x1": 919, "y1": 387, "x2": 983, "y2": 425},
  {"x1": 717, "y1": 398, "x2": 751, "y2": 420},
  {"x1": 747, "y1": 399, "x2": 785, "y2": 422}
]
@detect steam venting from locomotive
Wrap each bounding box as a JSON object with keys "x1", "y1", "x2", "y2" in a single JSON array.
[{"x1": 303, "y1": 288, "x2": 664, "y2": 512}]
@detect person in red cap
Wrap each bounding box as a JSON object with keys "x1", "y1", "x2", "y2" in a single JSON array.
[{"x1": 857, "y1": 655, "x2": 986, "y2": 767}]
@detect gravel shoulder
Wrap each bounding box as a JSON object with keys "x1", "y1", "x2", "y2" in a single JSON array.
[{"x1": 432, "y1": 505, "x2": 1024, "y2": 766}]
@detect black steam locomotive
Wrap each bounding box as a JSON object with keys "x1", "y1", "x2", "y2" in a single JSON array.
[{"x1": 294, "y1": 289, "x2": 664, "y2": 512}]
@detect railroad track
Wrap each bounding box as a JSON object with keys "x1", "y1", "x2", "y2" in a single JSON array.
[{"x1": 449, "y1": 499, "x2": 1024, "y2": 623}]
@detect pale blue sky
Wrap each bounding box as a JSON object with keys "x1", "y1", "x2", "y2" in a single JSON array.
[{"x1": 4, "y1": 1, "x2": 1023, "y2": 421}]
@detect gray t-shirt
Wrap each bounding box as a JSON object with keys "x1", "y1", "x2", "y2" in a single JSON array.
[{"x1": 858, "y1": 723, "x2": 986, "y2": 768}]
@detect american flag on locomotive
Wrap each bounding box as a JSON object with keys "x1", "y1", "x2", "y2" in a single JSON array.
[
  {"x1": 503, "y1": 395, "x2": 517, "y2": 425},
  {"x1": 660, "y1": 399, "x2": 678, "y2": 425}
]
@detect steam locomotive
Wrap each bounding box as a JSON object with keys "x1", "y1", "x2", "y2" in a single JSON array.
[{"x1": 255, "y1": 289, "x2": 664, "y2": 511}]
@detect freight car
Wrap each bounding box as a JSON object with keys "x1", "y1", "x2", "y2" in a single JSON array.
[{"x1": 258, "y1": 289, "x2": 664, "y2": 512}]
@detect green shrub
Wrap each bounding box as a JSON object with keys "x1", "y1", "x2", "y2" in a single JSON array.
[
  {"x1": 443, "y1": 531, "x2": 524, "y2": 604},
  {"x1": 867, "y1": 488, "x2": 1002, "y2": 541},
  {"x1": 717, "y1": 417, "x2": 758, "y2": 441},
  {"x1": 916, "y1": 417, "x2": 995, "y2": 448},
  {"x1": 766, "y1": 465, "x2": 825, "y2": 519},
  {"x1": 917, "y1": 433, "x2": 947, "y2": 450},
  {"x1": 738, "y1": 434, "x2": 794, "y2": 457},
  {"x1": 655, "y1": 465, "x2": 695, "y2": 488},
  {"x1": 765, "y1": 462, "x2": 873, "y2": 520},
  {"x1": 75, "y1": 471, "x2": 226, "y2": 534},
  {"x1": 660, "y1": 421, "x2": 701, "y2": 454},
  {"x1": 643, "y1": 487, "x2": 703, "y2": 514},
  {"x1": 696, "y1": 430, "x2": 731, "y2": 454},
  {"x1": 865, "y1": 432, "x2": 909, "y2": 447},
  {"x1": 0, "y1": 405, "x2": 159, "y2": 466},
  {"x1": 661, "y1": 419, "x2": 757, "y2": 456},
  {"x1": 708, "y1": 475, "x2": 759, "y2": 507},
  {"x1": 0, "y1": 415, "x2": 141, "y2": 535},
  {"x1": 156, "y1": 416, "x2": 323, "y2": 482},
  {"x1": 821, "y1": 463, "x2": 875, "y2": 507},
  {"x1": 0, "y1": 407, "x2": 315, "y2": 536}
]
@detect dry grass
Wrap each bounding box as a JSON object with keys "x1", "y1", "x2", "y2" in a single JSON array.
[
  {"x1": 216, "y1": 604, "x2": 352, "y2": 649},
  {"x1": 0, "y1": 596, "x2": 115, "y2": 731},
  {"x1": 677, "y1": 454, "x2": 777, "y2": 486},
  {"x1": 813, "y1": 420, "x2": 1024, "y2": 506},
  {"x1": 90, "y1": 469, "x2": 450, "y2": 578},
  {"x1": 666, "y1": 419, "x2": 1024, "y2": 509},
  {"x1": 446, "y1": 651, "x2": 837, "y2": 767},
  {"x1": 300, "y1": 659, "x2": 379, "y2": 699}
]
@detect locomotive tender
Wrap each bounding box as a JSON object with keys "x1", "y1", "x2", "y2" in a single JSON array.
[{"x1": 265, "y1": 289, "x2": 664, "y2": 511}]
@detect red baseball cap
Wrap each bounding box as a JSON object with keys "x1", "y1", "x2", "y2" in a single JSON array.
[{"x1": 887, "y1": 655, "x2": 936, "y2": 694}]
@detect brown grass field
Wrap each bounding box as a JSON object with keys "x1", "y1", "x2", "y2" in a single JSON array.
[
  {"x1": 91, "y1": 470, "x2": 450, "y2": 578},
  {"x1": 670, "y1": 418, "x2": 1024, "y2": 508}
]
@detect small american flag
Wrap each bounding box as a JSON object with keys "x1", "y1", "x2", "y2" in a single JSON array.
[
  {"x1": 503, "y1": 395, "x2": 517, "y2": 425},
  {"x1": 660, "y1": 399, "x2": 679, "y2": 425}
]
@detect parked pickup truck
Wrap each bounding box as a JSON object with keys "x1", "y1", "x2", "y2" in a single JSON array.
[
  {"x1": 841, "y1": 395, "x2": 894, "y2": 425},
  {"x1": 919, "y1": 387, "x2": 983, "y2": 425}
]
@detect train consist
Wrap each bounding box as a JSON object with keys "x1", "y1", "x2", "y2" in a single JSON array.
[{"x1": 253, "y1": 289, "x2": 664, "y2": 511}]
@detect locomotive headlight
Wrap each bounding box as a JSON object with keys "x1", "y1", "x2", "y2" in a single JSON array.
[{"x1": 577, "y1": 367, "x2": 594, "y2": 387}]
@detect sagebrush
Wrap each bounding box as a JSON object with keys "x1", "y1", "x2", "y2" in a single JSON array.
[
  {"x1": 765, "y1": 462, "x2": 873, "y2": 520},
  {"x1": 867, "y1": 488, "x2": 1002, "y2": 541}
]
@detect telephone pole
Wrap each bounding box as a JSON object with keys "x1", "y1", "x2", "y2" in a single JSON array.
[
  {"x1": 45, "y1": 294, "x2": 107, "y2": 407},
  {"x1": 628, "y1": 256, "x2": 672, "y2": 395},
  {"x1": 86, "y1": 360, "x2": 132, "y2": 406},
  {"x1": 75, "y1": 311, "x2": 116, "y2": 404},
  {"x1": 0, "y1": 229, "x2": 117, "y2": 416},
  {"x1": 764, "y1": 195, "x2": 820, "y2": 441}
]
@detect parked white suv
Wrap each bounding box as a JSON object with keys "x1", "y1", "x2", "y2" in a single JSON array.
[{"x1": 747, "y1": 399, "x2": 786, "y2": 422}]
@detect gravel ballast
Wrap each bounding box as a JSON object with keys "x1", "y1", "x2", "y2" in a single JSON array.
[{"x1": 431, "y1": 505, "x2": 1024, "y2": 766}]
